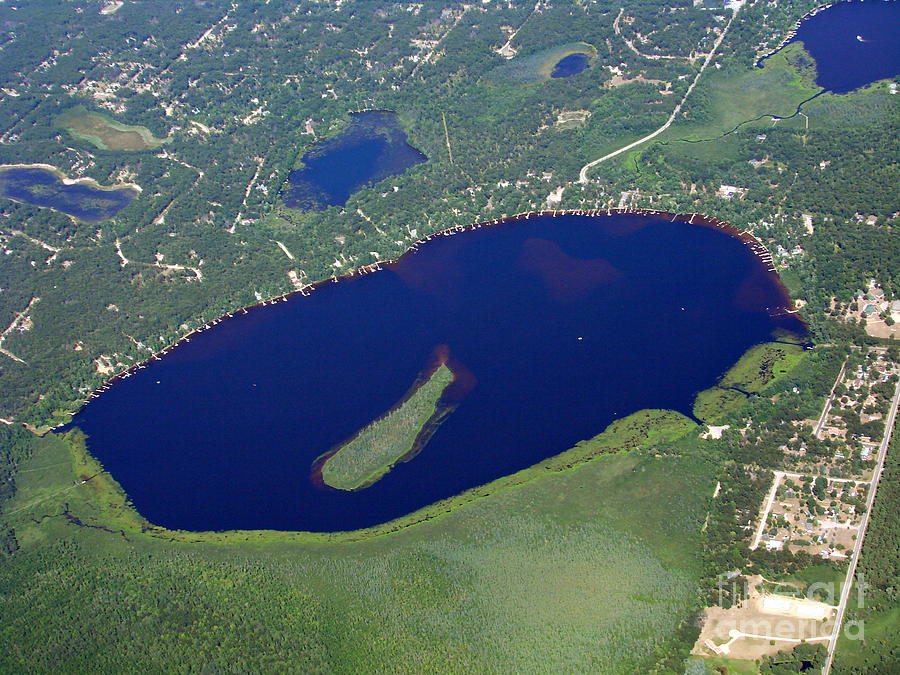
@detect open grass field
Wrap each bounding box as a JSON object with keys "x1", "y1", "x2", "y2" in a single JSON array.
[
  {"x1": 784, "y1": 563, "x2": 846, "y2": 597},
  {"x1": 319, "y1": 363, "x2": 455, "y2": 491},
  {"x1": 56, "y1": 106, "x2": 170, "y2": 151},
  {"x1": 689, "y1": 654, "x2": 761, "y2": 675},
  {"x1": 757, "y1": 563, "x2": 847, "y2": 604},
  {"x1": 1, "y1": 407, "x2": 711, "y2": 673}
]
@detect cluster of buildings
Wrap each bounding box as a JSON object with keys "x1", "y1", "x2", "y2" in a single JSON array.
[
  {"x1": 832, "y1": 281, "x2": 900, "y2": 339},
  {"x1": 761, "y1": 474, "x2": 867, "y2": 560}
]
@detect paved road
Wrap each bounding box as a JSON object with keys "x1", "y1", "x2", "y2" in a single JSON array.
[
  {"x1": 577, "y1": 3, "x2": 742, "y2": 183},
  {"x1": 822, "y1": 375, "x2": 900, "y2": 674}
]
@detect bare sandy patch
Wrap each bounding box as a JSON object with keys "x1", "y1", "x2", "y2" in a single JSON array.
[
  {"x1": 865, "y1": 318, "x2": 898, "y2": 339},
  {"x1": 693, "y1": 576, "x2": 834, "y2": 661},
  {"x1": 94, "y1": 355, "x2": 116, "y2": 376}
]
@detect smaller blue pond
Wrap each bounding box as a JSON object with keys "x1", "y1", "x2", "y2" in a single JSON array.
[
  {"x1": 551, "y1": 53, "x2": 590, "y2": 78},
  {"x1": 283, "y1": 111, "x2": 427, "y2": 210},
  {"x1": 0, "y1": 166, "x2": 137, "y2": 222},
  {"x1": 766, "y1": 0, "x2": 900, "y2": 93}
]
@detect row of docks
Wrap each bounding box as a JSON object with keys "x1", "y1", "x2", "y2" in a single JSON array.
[
  {"x1": 82, "y1": 207, "x2": 782, "y2": 404},
  {"x1": 755, "y1": 2, "x2": 834, "y2": 65}
]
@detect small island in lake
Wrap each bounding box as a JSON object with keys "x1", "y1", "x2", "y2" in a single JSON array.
[{"x1": 316, "y1": 346, "x2": 466, "y2": 491}]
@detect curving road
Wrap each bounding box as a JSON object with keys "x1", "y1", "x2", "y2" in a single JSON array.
[{"x1": 577, "y1": 2, "x2": 743, "y2": 183}]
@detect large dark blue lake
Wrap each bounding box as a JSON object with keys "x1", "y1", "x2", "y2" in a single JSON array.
[
  {"x1": 69, "y1": 213, "x2": 803, "y2": 532},
  {"x1": 772, "y1": 0, "x2": 900, "y2": 93},
  {"x1": 282, "y1": 111, "x2": 427, "y2": 210},
  {"x1": 0, "y1": 166, "x2": 137, "y2": 222}
]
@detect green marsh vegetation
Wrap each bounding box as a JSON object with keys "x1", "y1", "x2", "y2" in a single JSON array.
[
  {"x1": 693, "y1": 340, "x2": 808, "y2": 423},
  {"x1": 662, "y1": 42, "x2": 822, "y2": 143},
  {"x1": 688, "y1": 654, "x2": 761, "y2": 675},
  {"x1": 483, "y1": 42, "x2": 597, "y2": 86},
  {"x1": 21, "y1": 181, "x2": 55, "y2": 197},
  {"x1": 318, "y1": 358, "x2": 457, "y2": 491},
  {"x1": 55, "y1": 106, "x2": 170, "y2": 151},
  {"x1": 46, "y1": 408, "x2": 695, "y2": 546},
  {"x1": 1, "y1": 407, "x2": 710, "y2": 673}
]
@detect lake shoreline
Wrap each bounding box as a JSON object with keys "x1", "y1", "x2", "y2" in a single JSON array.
[
  {"x1": 282, "y1": 110, "x2": 427, "y2": 209},
  {"x1": 28, "y1": 207, "x2": 798, "y2": 434},
  {"x1": 57, "y1": 407, "x2": 698, "y2": 543},
  {"x1": 0, "y1": 163, "x2": 143, "y2": 193},
  {"x1": 539, "y1": 43, "x2": 596, "y2": 80},
  {"x1": 755, "y1": 0, "x2": 899, "y2": 93},
  {"x1": 754, "y1": 2, "x2": 835, "y2": 67}
]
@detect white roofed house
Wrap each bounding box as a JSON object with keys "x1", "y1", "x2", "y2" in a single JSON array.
[{"x1": 716, "y1": 185, "x2": 747, "y2": 199}]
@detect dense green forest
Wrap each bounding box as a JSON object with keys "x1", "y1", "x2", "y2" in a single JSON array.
[
  {"x1": 1, "y1": 0, "x2": 851, "y2": 429},
  {"x1": 831, "y1": 430, "x2": 900, "y2": 675}
]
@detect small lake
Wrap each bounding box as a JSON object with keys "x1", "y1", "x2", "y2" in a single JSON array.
[
  {"x1": 282, "y1": 111, "x2": 427, "y2": 210},
  {"x1": 69, "y1": 213, "x2": 804, "y2": 532},
  {"x1": 769, "y1": 0, "x2": 900, "y2": 93},
  {"x1": 0, "y1": 166, "x2": 137, "y2": 222},
  {"x1": 551, "y1": 53, "x2": 590, "y2": 78}
]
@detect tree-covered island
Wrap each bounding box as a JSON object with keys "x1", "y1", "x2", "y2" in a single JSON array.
[{"x1": 317, "y1": 358, "x2": 458, "y2": 491}]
